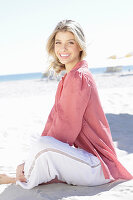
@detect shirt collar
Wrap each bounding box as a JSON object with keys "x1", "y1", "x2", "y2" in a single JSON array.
[
  {"x1": 69, "y1": 60, "x2": 88, "y2": 73},
  {"x1": 61, "y1": 60, "x2": 88, "y2": 82}
]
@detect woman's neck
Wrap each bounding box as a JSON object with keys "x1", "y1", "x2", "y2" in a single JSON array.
[{"x1": 65, "y1": 59, "x2": 80, "y2": 73}]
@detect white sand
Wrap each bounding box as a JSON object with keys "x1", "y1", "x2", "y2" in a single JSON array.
[{"x1": 0, "y1": 72, "x2": 133, "y2": 200}]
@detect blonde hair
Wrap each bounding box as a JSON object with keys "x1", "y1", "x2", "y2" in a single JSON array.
[{"x1": 46, "y1": 20, "x2": 87, "y2": 74}]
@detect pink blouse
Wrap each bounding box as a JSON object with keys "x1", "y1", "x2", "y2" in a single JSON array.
[{"x1": 42, "y1": 60, "x2": 133, "y2": 180}]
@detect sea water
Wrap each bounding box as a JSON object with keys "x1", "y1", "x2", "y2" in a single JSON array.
[{"x1": 0, "y1": 65, "x2": 133, "y2": 82}]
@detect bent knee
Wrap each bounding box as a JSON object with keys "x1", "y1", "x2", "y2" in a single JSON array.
[
  {"x1": 35, "y1": 136, "x2": 57, "y2": 149},
  {"x1": 39, "y1": 136, "x2": 56, "y2": 144}
]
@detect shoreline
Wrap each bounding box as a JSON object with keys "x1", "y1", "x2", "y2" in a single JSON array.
[{"x1": 0, "y1": 65, "x2": 133, "y2": 82}]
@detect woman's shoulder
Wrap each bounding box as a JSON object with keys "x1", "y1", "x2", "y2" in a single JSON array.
[
  {"x1": 62, "y1": 69, "x2": 91, "y2": 93},
  {"x1": 62, "y1": 60, "x2": 96, "y2": 88},
  {"x1": 70, "y1": 65, "x2": 96, "y2": 88}
]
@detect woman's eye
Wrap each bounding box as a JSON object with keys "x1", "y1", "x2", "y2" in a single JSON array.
[
  {"x1": 68, "y1": 42, "x2": 74, "y2": 45},
  {"x1": 55, "y1": 42, "x2": 61, "y2": 44},
  {"x1": 55, "y1": 41, "x2": 75, "y2": 46}
]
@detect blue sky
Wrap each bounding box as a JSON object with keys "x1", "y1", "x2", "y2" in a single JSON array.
[{"x1": 0, "y1": 0, "x2": 133, "y2": 74}]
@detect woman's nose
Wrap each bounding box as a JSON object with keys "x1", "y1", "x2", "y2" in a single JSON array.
[{"x1": 61, "y1": 43, "x2": 68, "y2": 50}]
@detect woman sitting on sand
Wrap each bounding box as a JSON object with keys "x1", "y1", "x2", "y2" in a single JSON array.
[{"x1": 0, "y1": 20, "x2": 132, "y2": 189}]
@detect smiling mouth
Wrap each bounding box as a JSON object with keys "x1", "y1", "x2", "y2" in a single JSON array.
[{"x1": 59, "y1": 53, "x2": 70, "y2": 58}]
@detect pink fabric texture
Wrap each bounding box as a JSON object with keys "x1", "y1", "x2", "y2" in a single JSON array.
[{"x1": 42, "y1": 60, "x2": 133, "y2": 180}]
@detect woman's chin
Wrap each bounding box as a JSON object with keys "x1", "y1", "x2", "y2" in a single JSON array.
[
  {"x1": 59, "y1": 59, "x2": 70, "y2": 65},
  {"x1": 59, "y1": 61, "x2": 66, "y2": 65}
]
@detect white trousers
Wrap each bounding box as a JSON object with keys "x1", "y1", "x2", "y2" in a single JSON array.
[{"x1": 16, "y1": 136, "x2": 111, "y2": 189}]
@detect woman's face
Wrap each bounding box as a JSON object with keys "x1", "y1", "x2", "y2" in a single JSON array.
[{"x1": 54, "y1": 31, "x2": 81, "y2": 67}]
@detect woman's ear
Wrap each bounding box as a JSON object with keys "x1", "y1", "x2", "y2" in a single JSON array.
[{"x1": 78, "y1": 45, "x2": 82, "y2": 52}]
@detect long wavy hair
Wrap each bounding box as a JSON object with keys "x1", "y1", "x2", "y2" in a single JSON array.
[{"x1": 46, "y1": 20, "x2": 87, "y2": 74}]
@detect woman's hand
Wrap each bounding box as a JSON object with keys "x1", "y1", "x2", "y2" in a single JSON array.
[{"x1": 16, "y1": 163, "x2": 27, "y2": 182}]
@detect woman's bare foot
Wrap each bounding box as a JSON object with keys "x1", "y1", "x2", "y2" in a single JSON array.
[
  {"x1": 16, "y1": 163, "x2": 27, "y2": 182},
  {"x1": 0, "y1": 174, "x2": 16, "y2": 184}
]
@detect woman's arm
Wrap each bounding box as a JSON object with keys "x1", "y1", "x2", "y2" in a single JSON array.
[
  {"x1": 41, "y1": 104, "x2": 55, "y2": 136},
  {"x1": 0, "y1": 163, "x2": 26, "y2": 184},
  {"x1": 41, "y1": 81, "x2": 63, "y2": 136},
  {"x1": 0, "y1": 174, "x2": 16, "y2": 184},
  {"x1": 46, "y1": 71, "x2": 91, "y2": 145}
]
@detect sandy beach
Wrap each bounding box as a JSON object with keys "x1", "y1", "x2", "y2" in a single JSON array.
[{"x1": 0, "y1": 72, "x2": 133, "y2": 200}]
